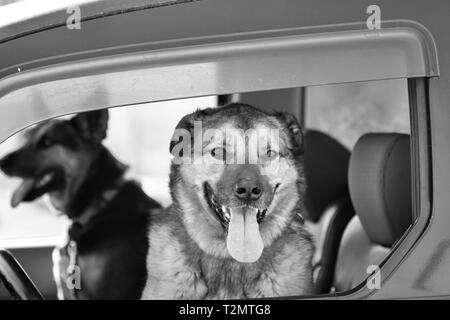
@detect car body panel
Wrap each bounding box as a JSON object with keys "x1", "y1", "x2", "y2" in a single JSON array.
[{"x1": 0, "y1": 247, "x2": 55, "y2": 299}]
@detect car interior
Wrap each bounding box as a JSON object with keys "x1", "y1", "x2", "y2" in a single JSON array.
[{"x1": 0, "y1": 77, "x2": 414, "y2": 299}]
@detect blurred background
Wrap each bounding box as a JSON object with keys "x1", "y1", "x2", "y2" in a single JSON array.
[{"x1": 306, "y1": 79, "x2": 409, "y2": 148}]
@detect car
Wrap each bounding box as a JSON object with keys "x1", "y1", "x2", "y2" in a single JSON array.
[{"x1": 0, "y1": 0, "x2": 448, "y2": 300}]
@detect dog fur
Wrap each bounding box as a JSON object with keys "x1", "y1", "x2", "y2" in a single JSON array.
[
  {"x1": 0, "y1": 110, "x2": 161, "y2": 299},
  {"x1": 141, "y1": 103, "x2": 314, "y2": 299}
]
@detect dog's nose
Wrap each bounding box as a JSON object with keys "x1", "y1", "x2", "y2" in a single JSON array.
[
  {"x1": 235, "y1": 178, "x2": 263, "y2": 201},
  {"x1": 0, "y1": 156, "x2": 11, "y2": 173},
  {"x1": 0, "y1": 154, "x2": 16, "y2": 174}
]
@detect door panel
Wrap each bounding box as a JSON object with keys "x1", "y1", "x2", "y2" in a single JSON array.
[{"x1": 0, "y1": 246, "x2": 56, "y2": 300}]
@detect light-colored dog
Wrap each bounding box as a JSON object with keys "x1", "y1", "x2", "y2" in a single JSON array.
[{"x1": 141, "y1": 103, "x2": 314, "y2": 299}]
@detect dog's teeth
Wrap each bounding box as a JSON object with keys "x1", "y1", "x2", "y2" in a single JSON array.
[{"x1": 37, "y1": 173, "x2": 53, "y2": 187}]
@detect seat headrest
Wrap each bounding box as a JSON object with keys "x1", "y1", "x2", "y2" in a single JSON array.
[
  {"x1": 304, "y1": 130, "x2": 350, "y2": 222},
  {"x1": 348, "y1": 133, "x2": 412, "y2": 247}
]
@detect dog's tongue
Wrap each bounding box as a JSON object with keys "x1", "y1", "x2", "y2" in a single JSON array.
[
  {"x1": 11, "y1": 178, "x2": 36, "y2": 208},
  {"x1": 226, "y1": 207, "x2": 264, "y2": 263}
]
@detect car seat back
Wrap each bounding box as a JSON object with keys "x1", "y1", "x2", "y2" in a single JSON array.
[{"x1": 333, "y1": 133, "x2": 412, "y2": 292}]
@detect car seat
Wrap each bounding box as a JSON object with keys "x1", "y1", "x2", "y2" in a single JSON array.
[{"x1": 333, "y1": 133, "x2": 412, "y2": 292}]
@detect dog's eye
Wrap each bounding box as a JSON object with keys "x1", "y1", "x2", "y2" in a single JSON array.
[
  {"x1": 260, "y1": 149, "x2": 279, "y2": 162},
  {"x1": 211, "y1": 147, "x2": 225, "y2": 160},
  {"x1": 39, "y1": 137, "x2": 55, "y2": 148},
  {"x1": 266, "y1": 149, "x2": 278, "y2": 159}
]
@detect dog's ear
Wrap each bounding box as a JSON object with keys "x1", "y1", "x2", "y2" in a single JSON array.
[
  {"x1": 277, "y1": 112, "x2": 304, "y2": 155},
  {"x1": 169, "y1": 108, "x2": 216, "y2": 155},
  {"x1": 71, "y1": 109, "x2": 109, "y2": 144},
  {"x1": 169, "y1": 114, "x2": 194, "y2": 155}
]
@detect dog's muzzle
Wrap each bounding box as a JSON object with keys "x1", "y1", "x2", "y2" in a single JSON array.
[
  {"x1": 10, "y1": 169, "x2": 65, "y2": 207},
  {"x1": 204, "y1": 182, "x2": 268, "y2": 227},
  {"x1": 204, "y1": 182, "x2": 270, "y2": 264}
]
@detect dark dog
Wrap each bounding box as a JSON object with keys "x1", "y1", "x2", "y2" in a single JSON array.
[
  {"x1": 0, "y1": 109, "x2": 161, "y2": 299},
  {"x1": 141, "y1": 103, "x2": 314, "y2": 299}
]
